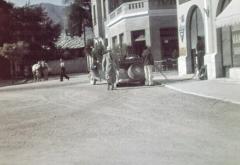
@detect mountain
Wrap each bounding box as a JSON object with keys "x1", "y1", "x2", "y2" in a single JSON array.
[{"x1": 36, "y1": 3, "x2": 67, "y2": 29}]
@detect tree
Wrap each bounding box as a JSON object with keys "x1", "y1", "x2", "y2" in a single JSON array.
[
  {"x1": 11, "y1": 6, "x2": 61, "y2": 60},
  {"x1": 0, "y1": 0, "x2": 14, "y2": 45},
  {"x1": 64, "y1": 0, "x2": 92, "y2": 37},
  {"x1": 0, "y1": 41, "x2": 29, "y2": 83},
  {"x1": 92, "y1": 41, "x2": 105, "y2": 62},
  {"x1": 0, "y1": 1, "x2": 62, "y2": 79}
]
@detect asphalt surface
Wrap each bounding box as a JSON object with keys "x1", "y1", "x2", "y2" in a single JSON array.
[{"x1": 0, "y1": 75, "x2": 240, "y2": 165}]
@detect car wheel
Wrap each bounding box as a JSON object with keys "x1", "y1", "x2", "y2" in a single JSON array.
[{"x1": 128, "y1": 64, "x2": 145, "y2": 80}]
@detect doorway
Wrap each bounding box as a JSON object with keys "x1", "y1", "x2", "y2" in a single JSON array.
[
  {"x1": 217, "y1": 0, "x2": 240, "y2": 77},
  {"x1": 187, "y1": 6, "x2": 205, "y2": 73},
  {"x1": 131, "y1": 30, "x2": 146, "y2": 56},
  {"x1": 160, "y1": 28, "x2": 178, "y2": 59}
]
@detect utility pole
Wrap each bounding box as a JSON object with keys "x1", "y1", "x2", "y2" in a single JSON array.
[{"x1": 83, "y1": 19, "x2": 87, "y2": 47}]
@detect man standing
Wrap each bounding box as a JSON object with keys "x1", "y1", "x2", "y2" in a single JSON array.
[
  {"x1": 142, "y1": 46, "x2": 154, "y2": 86},
  {"x1": 60, "y1": 58, "x2": 69, "y2": 81},
  {"x1": 102, "y1": 46, "x2": 117, "y2": 90}
]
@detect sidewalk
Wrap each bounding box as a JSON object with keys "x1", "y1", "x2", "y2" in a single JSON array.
[
  {"x1": 0, "y1": 73, "x2": 89, "y2": 90},
  {"x1": 154, "y1": 71, "x2": 240, "y2": 105}
]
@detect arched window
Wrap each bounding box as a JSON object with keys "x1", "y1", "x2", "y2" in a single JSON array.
[{"x1": 190, "y1": 7, "x2": 204, "y2": 51}]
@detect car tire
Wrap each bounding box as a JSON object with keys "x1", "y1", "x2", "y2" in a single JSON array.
[{"x1": 128, "y1": 64, "x2": 145, "y2": 80}]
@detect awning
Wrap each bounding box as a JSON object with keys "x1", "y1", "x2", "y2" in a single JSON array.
[
  {"x1": 216, "y1": 0, "x2": 240, "y2": 28},
  {"x1": 135, "y1": 34, "x2": 145, "y2": 42}
]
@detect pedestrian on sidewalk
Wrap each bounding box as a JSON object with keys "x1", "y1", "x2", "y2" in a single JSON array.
[
  {"x1": 102, "y1": 46, "x2": 117, "y2": 90},
  {"x1": 142, "y1": 46, "x2": 154, "y2": 86},
  {"x1": 60, "y1": 58, "x2": 69, "y2": 82}
]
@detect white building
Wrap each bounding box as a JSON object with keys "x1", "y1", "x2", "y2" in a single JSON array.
[
  {"x1": 177, "y1": 0, "x2": 240, "y2": 80},
  {"x1": 91, "y1": 0, "x2": 178, "y2": 61}
]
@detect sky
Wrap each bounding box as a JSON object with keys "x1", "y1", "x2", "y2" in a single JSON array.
[{"x1": 7, "y1": 0, "x2": 66, "y2": 6}]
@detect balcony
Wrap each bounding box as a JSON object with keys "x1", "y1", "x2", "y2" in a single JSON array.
[{"x1": 107, "y1": 0, "x2": 149, "y2": 26}]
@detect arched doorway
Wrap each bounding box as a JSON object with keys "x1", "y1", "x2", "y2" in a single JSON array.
[{"x1": 187, "y1": 6, "x2": 205, "y2": 73}]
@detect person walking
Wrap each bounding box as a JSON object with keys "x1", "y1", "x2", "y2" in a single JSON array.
[
  {"x1": 60, "y1": 58, "x2": 69, "y2": 81},
  {"x1": 102, "y1": 46, "x2": 117, "y2": 90},
  {"x1": 142, "y1": 46, "x2": 154, "y2": 86}
]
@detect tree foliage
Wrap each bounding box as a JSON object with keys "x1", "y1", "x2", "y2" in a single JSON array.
[
  {"x1": 0, "y1": 0, "x2": 61, "y2": 61},
  {"x1": 12, "y1": 6, "x2": 61, "y2": 53},
  {"x1": 64, "y1": 0, "x2": 92, "y2": 37},
  {"x1": 0, "y1": 0, "x2": 14, "y2": 45},
  {"x1": 0, "y1": 41, "x2": 29, "y2": 60},
  {"x1": 0, "y1": 41, "x2": 29, "y2": 82},
  {"x1": 0, "y1": 0, "x2": 62, "y2": 79},
  {"x1": 92, "y1": 42, "x2": 105, "y2": 61}
]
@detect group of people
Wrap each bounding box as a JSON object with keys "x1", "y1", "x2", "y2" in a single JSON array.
[
  {"x1": 31, "y1": 58, "x2": 70, "y2": 82},
  {"x1": 32, "y1": 60, "x2": 49, "y2": 82},
  {"x1": 91, "y1": 45, "x2": 154, "y2": 90},
  {"x1": 30, "y1": 45, "x2": 154, "y2": 88}
]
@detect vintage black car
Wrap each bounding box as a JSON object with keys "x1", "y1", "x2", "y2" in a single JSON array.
[{"x1": 117, "y1": 54, "x2": 145, "y2": 86}]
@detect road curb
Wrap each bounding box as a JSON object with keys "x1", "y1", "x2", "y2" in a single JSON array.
[{"x1": 165, "y1": 84, "x2": 240, "y2": 105}]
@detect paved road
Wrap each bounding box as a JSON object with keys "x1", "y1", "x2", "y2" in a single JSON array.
[{"x1": 0, "y1": 75, "x2": 240, "y2": 165}]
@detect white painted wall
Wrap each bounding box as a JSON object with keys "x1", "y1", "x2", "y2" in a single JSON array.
[{"x1": 48, "y1": 57, "x2": 88, "y2": 75}]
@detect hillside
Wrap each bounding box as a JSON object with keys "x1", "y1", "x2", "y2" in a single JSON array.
[{"x1": 38, "y1": 3, "x2": 67, "y2": 28}]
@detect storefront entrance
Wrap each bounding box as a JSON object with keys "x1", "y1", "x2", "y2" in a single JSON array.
[
  {"x1": 160, "y1": 28, "x2": 178, "y2": 59},
  {"x1": 217, "y1": 0, "x2": 240, "y2": 77}
]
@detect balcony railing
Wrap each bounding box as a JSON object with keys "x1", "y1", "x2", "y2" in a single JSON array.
[{"x1": 109, "y1": 0, "x2": 149, "y2": 22}]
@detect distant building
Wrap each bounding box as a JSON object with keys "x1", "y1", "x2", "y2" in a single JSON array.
[
  {"x1": 177, "y1": 0, "x2": 240, "y2": 80},
  {"x1": 91, "y1": 0, "x2": 178, "y2": 61}
]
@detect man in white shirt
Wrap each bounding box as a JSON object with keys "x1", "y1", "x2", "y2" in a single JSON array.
[{"x1": 60, "y1": 58, "x2": 69, "y2": 81}]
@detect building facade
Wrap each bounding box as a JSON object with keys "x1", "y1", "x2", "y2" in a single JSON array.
[
  {"x1": 177, "y1": 0, "x2": 240, "y2": 79},
  {"x1": 91, "y1": 0, "x2": 178, "y2": 61}
]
